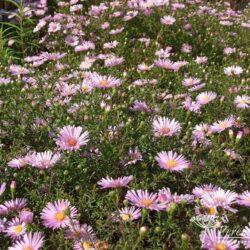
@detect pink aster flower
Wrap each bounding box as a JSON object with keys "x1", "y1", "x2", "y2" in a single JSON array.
[
  {"x1": 155, "y1": 151, "x2": 190, "y2": 172},
  {"x1": 97, "y1": 176, "x2": 133, "y2": 189},
  {"x1": 192, "y1": 184, "x2": 219, "y2": 198},
  {"x1": 9, "y1": 65, "x2": 30, "y2": 75},
  {"x1": 5, "y1": 217, "x2": 26, "y2": 240},
  {"x1": 27, "y1": 151, "x2": 61, "y2": 169},
  {"x1": 195, "y1": 56, "x2": 208, "y2": 64},
  {"x1": 112, "y1": 207, "x2": 141, "y2": 222},
  {"x1": 0, "y1": 198, "x2": 27, "y2": 215},
  {"x1": 200, "y1": 229, "x2": 239, "y2": 250},
  {"x1": 241, "y1": 223, "x2": 250, "y2": 249},
  {"x1": 8, "y1": 157, "x2": 27, "y2": 169},
  {"x1": 161, "y1": 15, "x2": 176, "y2": 26},
  {"x1": 210, "y1": 116, "x2": 235, "y2": 133},
  {"x1": 130, "y1": 100, "x2": 153, "y2": 113},
  {"x1": 9, "y1": 232, "x2": 44, "y2": 250},
  {"x1": 56, "y1": 125, "x2": 89, "y2": 151},
  {"x1": 124, "y1": 147, "x2": 142, "y2": 166},
  {"x1": 65, "y1": 221, "x2": 97, "y2": 242},
  {"x1": 224, "y1": 66, "x2": 243, "y2": 76},
  {"x1": 182, "y1": 77, "x2": 201, "y2": 87},
  {"x1": 155, "y1": 59, "x2": 174, "y2": 70},
  {"x1": 237, "y1": 190, "x2": 250, "y2": 207},
  {"x1": 48, "y1": 22, "x2": 61, "y2": 33},
  {"x1": 91, "y1": 73, "x2": 121, "y2": 88},
  {"x1": 234, "y1": 95, "x2": 250, "y2": 109},
  {"x1": 201, "y1": 188, "x2": 238, "y2": 213},
  {"x1": 125, "y1": 190, "x2": 166, "y2": 211},
  {"x1": 41, "y1": 199, "x2": 77, "y2": 229},
  {"x1": 152, "y1": 116, "x2": 181, "y2": 137},
  {"x1": 196, "y1": 91, "x2": 217, "y2": 105}
]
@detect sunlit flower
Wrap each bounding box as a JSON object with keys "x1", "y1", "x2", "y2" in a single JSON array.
[
  {"x1": 124, "y1": 147, "x2": 142, "y2": 166},
  {"x1": 161, "y1": 15, "x2": 176, "y2": 26},
  {"x1": 5, "y1": 217, "x2": 26, "y2": 240},
  {"x1": 201, "y1": 188, "x2": 238, "y2": 213},
  {"x1": 234, "y1": 95, "x2": 250, "y2": 109},
  {"x1": 192, "y1": 184, "x2": 219, "y2": 198},
  {"x1": 237, "y1": 190, "x2": 250, "y2": 207},
  {"x1": 91, "y1": 73, "x2": 121, "y2": 88},
  {"x1": 56, "y1": 125, "x2": 89, "y2": 151},
  {"x1": 27, "y1": 151, "x2": 61, "y2": 169},
  {"x1": 210, "y1": 116, "x2": 235, "y2": 133},
  {"x1": 152, "y1": 116, "x2": 181, "y2": 137},
  {"x1": 112, "y1": 207, "x2": 141, "y2": 222},
  {"x1": 41, "y1": 199, "x2": 77, "y2": 229},
  {"x1": 200, "y1": 229, "x2": 239, "y2": 250},
  {"x1": 196, "y1": 91, "x2": 217, "y2": 105},
  {"x1": 8, "y1": 157, "x2": 27, "y2": 169},
  {"x1": 0, "y1": 198, "x2": 27, "y2": 215},
  {"x1": 9, "y1": 232, "x2": 44, "y2": 250},
  {"x1": 155, "y1": 151, "x2": 190, "y2": 172},
  {"x1": 224, "y1": 66, "x2": 243, "y2": 76},
  {"x1": 125, "y1": 190, "x2": 165, "y2": 211},
  {"x1": 97, "y1": 176, "x2": 133, "y2": 189}
]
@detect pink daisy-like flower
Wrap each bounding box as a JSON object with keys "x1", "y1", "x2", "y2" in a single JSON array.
[
  {"x1": 210, "y1": 116, "x2": 235, "y2": 133},
  {"x1": 200, "y1": 229, "x2": 239, "y2": 250},
  {"x1": 112, "y1": 207, "x2": 141, "y2": 222},
  {"x1": 41, "y1": 199, "x2": 77, "y2": 229},
  {"x1": 241, "y1": 223, "x2": 250, "y2": 249},
  {"x1": 91, "y1": 73, "x2": 121, "y2": 88},
  {"x1": 5, "y1": 217, "x2": 26, "y2": 240},
  {"x1": 237, "y1": 190, "x2": 250, "y2": 207},
  {"x1": 152, "y1": 116, "x2": 181, "y2": 137},
  {"x1": 196, "y1": 91, "x2": 217, "y2": 105},
  {"x1": 125, "y1": 190, "x2": 166, "y2": 211},
  {"x1": 56, "y1": 125, "x2": 89, "y2": 151},
  {"x1": 192, "y1": 184, "x2": 219, "y2": 198},
  {"x1": 137, "y1": 63, "x2": 154, "y2": 72},
  {"x1": 155, "y1": 151, "x2": 190, "y2": 172},
  {"x1": 161, "y1": 15, "x2": 176, "y2": 26},
  {"x1": 9, "y1": 232, "x2": 44, "y2": 250},
  {"x1": 224, "y1": 66, "x2": 243, "y2": 76},
  {"x1": 8, "y1": 157, "x2": 27, "y2": 169},
  {"x1": 124, "y1": 147, "x2": 142, "y2": 166},
  {"x1": 201, "y1": 188, "x2": 238, "y2": 213},
  {"x1": 234, "y1": 95, "x2": 250, "y2": 109},
  {"x1": 97, "y1": 175, "x2": 133, "y2": 189},
  {"x1": 48, "y1": 22, "x2": 61, "y2": 33},
  {"x1": 155, "y1": 59, "x2": 174, "y2": 70},
  {"x1": 130, "y1": 100, "x2": 153, "y2": 113},
  {"x1": 0, "y1": 198, "x2": 27, "y2": 215},
  {"x1": 65, "y1": 221, "x2": 97, "y2": 242},
  {"x1": 195, "y1": 56, "x2": 208, "y2": 64},
  {"x1": 182, "y1": 77, "x2": 201, "y2": 87},
  {"x1": 27, "y1": 151, "x2": 61, "y2": 169},
  {"x1": 9, "y1": 65, "x2": 30, "y2": 75}
]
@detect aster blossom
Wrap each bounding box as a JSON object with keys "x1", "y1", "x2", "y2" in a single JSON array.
[
  {"x1": 200, "y1": 229, "x2": 239, "y2": 250},
  {"x1": 237, "y1": 190, "x2": 250, "y2": 207},
  {"x1": 125, "y1": 190, "x2": 166, "y2": 211},
  {"x1": 152, "y1": 116, "x2": 181, "y2": 137},
  {"x1": 234, "y1": 95, "x2": 250, "y2": 109},
  {"x1": 241, "y1": 223, "x2": 250, "y2": 249},
  {"x1": 41, "y1": 199, "x2": 77, "y2": 229},
  {"x1": 196, "y1": 91, "x2": 217, "y2": 105},
  {"x1": 9, "y1": 232, "x2": 44, "y2": 250},
  {"x1": 91, "y1": 73, "x2": 121, "y2": 88},
  {"x1": 112, "y1": 207, "x2": 141, "y2": 222},
  {"x1": 155, "y1": 151, "x2": 190, "y2": 172},
  {"x1": 27, "y1": 151, "x2": 61, "y2": 169},
  {"x1": 97, "y1": 176, "x2": 133, "y2": 189},
  {"x1": 56, "y1": 125, "x2": 89, "y2": 151},
  {"x1": 200, "y1": 188, "x2": 238, "y2": 213}
]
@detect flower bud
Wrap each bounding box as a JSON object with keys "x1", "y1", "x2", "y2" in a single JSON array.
[
  {"x1": 139, "y1": 226, "x2": 147, "y2": 237},
  {"x1": 19, "y1": 209, "x2": 34, "y2": 224}
]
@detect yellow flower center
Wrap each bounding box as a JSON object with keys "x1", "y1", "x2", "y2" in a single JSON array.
[
  {"x1": 120, "y1": 213, "x2": 131, "y2": 221},
  {"x1": 219, "y1": 122, "x2": 228, "y2": 129},
  {"x1": 55, "y1": 211, "x2": 66, "y2": 221},
  {"x1": 166, "y1": 160, "x2": 177, "y2": 168},
  {"x1": 14, "y1": 225, "x2": 23, "y2": 234},
  {"x1": 100, "y1": 80, "x2": 109, "y2": 86},
  {"x1": 202, "y1": 96, "x2": 210, "y2": 102},
  {"x1": 206, "y1": 207, "x2": 216, "y2": 215},
  {"x1": 214, "y1": 242, "x2": 227, "y2": 250},
  {"x1": 82, "y1": 241, "x2": 92, "y2": 249},
  {"x1": 161, "y1": 127, "x2": 170, "y2": 135},
  {"x1": 67, "y1": 138, "x2": 77, "y2": 147},
  {"x1": 24, "y1": 247, "x2": 33, "y2": 250},
  {"x1": 141, "y1": 198, "x2": 153, "y2": 207},
  {"x1": 240, "y1": 99, "x2": 247, "y2": 104}
]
